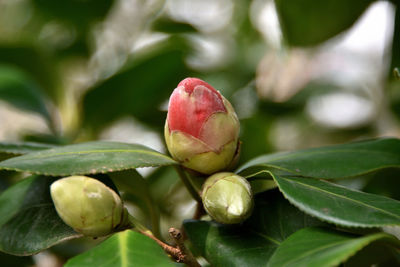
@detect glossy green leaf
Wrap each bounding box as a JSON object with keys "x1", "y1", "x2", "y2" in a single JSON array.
[
  {"x1": 268, "y1": 227, "x2": 400, "y2": 267},
  {"x1": 184, "y1": 190, "x2": 325, "y2": 267},
  {"x1": 0, "y1": 141, "x2": 176, "y2": 176},
  {"x1": 0, "y1": 141, "x2": 54, "y2": 161},
  {"x1": 0, "y1": 65, "x2": 52, "y2": 122},
  {"x1": 0, "y1": 175, "x2": 79, "y2": 255},
  {"x1": 82, "y1": 38, "x2": 188, "y2": 132},
  {"x1": 65, "y1": 230, "x2": 175, "y2": 267},
  {"x1": 275, "y1": 0, "x2": 374, "y2": 46},
  {"x1": 273, "y1": 175, "x2": 400, "y2": 227},
  {"x1": 238, "y1": 138, "x2": 400, "y2": 179}
]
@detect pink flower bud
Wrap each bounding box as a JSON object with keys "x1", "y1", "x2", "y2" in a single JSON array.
[{"x1": 165, "y1": 78, "x2": 240, "y2": 174}]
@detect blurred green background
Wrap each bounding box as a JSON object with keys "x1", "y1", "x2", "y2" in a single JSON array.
[{"x1": 0, "y1": 0, "x2": 399, "y2": 266}]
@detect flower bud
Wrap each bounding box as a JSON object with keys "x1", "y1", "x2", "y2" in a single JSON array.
[
  {"x1": 165, "y1": 78, "x2": 240, "y2": 174},
  {"x1": 201, "y1": 172, "x2": 253, "y2": 224},
  {"x1": 50, "y1": 176, "x2": 124, "y2": 237}
]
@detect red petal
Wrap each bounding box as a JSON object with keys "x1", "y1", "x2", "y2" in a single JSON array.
[{"x1": 168, "y1": 78, "x2": 226, "y2": 139}]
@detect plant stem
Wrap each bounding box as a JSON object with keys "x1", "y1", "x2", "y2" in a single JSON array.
[
  {"x1": 127, "y1": 214, "x2": 201, "y2": 267},
  {"x1": 174, "y1": 165, "x2": 202, "y2": 203},
  {"x1": 169, "y1": 228, "x2": 201, "y2": 267},
  {"x1": 193, "y1": 202, "x2": 206, "y2": 220}
]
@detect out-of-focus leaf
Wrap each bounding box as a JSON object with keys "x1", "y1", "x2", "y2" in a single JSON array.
[
  {"x1": 274, "y1": 0, "x2": 374, "y2": 46},
  {"x1": 109, "y1": 170, "x2": 160, "y2": 237},
  {"x1": 0, "y1": 251, "x2": 33, "y2": 267},
  {"x1": 268, "y1": 227, "x2": 400, "y2": 267},
  {"x1": 82, "y1": 39, "x2": 189, "y2": 132},
  {"x1": 238, "y1": 114, "x2": 272, "y2": 165},
  {"x1": 184, "y1": 190, "x2": 325, "y2": 267},
  {"x1": 362, "y1": 168, "x2": 400, "y2": 200},
  {"x1": 0, "y1": 65, "x2": 52, "y2": 122},
  {"x1": 237, "y1": 138, "x2": 400, "y2": 179},
  {"x1": 65, "y1": 230, "x2": 175, "y2": 267},
  {"x1": 273, "y1": 175, "x2": 400, "y2": 228},
  {"x1": 0, "y1": 141, "x2": 176, "y2": 176},
  {"x1": 32, "y1": 0, "x2": 113, "y2": 29},
  {"x1": 0, "y1": 175, "x2": 79, "y2": 256},
  {"x1": 152, "y1": 17, "x2": 197, "y2": 33},
  {"x1": 0, "y1": 45, "x2": 59, "y2": 102},
  {"x1": 344, "y1": 241, "x2": 400, "y2": 266}
]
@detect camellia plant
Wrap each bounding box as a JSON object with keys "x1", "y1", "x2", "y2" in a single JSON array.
[
  {"x1": 1, "y1": 0, "x2": 400, "y2": 266},
  {"x1": 0, "y1": 77, "x2": 400, "y2": 267}
]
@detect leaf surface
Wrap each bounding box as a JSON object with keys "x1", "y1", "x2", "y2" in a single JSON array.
[
  {"x1": 238, "y1": 138, "x2": 400, "y2": 179},
  {"x1": 0, "y1": 175, "x2": 79, "y2": 255},
  {"x1": 65, "y1": 230, "x2": 175, "y2": 267},
  {"x1": 275, "y1": 0, "x2": 374, "y2": 46},
  {"x1": 184, "y1": 191, "x2": 325, "y2": 267},
  {"x1": 0, "y1": 141, "x2": 176, "y2": 176},
  {"x1": 268, "y1": 227, "x2": 400, "y2": 267},
  {"x1": 273, "y1": 175, "x2": 400, "y2": 227}
]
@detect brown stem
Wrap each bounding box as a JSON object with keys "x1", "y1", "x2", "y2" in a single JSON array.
[
  {"x1": 193, "y1": 202, "x2": 206, "y2": 220},
  {"x1": 139, "y1": 230, "x2": 180, "y2": 257},
  {"x1": 138, "y1": 229, "x2": 200, "y2": 267},
  {"x1": 169, "y1": 228, "x2": 201, "y2": 267}
]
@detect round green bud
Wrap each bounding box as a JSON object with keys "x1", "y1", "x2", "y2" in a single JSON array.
[
  {"x1": 201, "y1": 172, "x2": 253, "y2": 224},
  {"x1": 50, "y1": 176, "x2": 124, "y2": 237}
]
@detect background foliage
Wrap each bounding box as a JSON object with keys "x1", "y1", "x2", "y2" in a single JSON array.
[{"x1": 0, "y1": 0, "x2": 400, "y2": 266}]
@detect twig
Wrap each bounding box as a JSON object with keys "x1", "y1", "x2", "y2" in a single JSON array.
[
  {"x1": 128, "y1": 213, "x2": 200, "y2": 266},
  {"x1": 193, "y1": 202, "x2": 206, "y2": 220},
  {"x1": 169, "y1": 228, "x2": 201, "y2": 267}
]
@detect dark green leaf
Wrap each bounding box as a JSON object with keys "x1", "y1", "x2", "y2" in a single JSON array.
[
  {"x1": 109, "y1": 170, "x2": 161, "y2": 237},
  {"x1": 65, "y1": 230, "x2": 175, "y2": 267},
  {"x1": 268, "y1": 227, "x2": 400, "y2": 267},
  {"x1": 0, "y1": 175, "x2": 79, "y2": 256},
  {"x1": 0, "y1": 45, "x2": 59, "y2": 102},
  {"x1": 0, "y1": 141, "x2": 54, "y2": 160},
  {"x1": 275, "y1": 0, "x2": 374, "y2": 46},
  {"x1": 362, "y1": 168, "x2": 400, "y2": 200},
  {"x1": 152, "y1": 17, "x2": 197, "y2": 33},
  {"x1": 344, "y1": 241, "x2": 400, "y2": 266},
  {"x1": 273, "y1": 175, "x2": 400, "y2": 227},
  {"x1": 0, "y1": 251, "x2": 33, "y2": 267},
  {"x1": 184, "y1": 191, "x2": 325, "y2": 267},
  {"x1": 238, "y1": 138, "x2": 400, "y2": 179},
  {"x1": 82, "y1": 38, "x2": 189, "y2": 132},
  {"x1": 32, "y1": 0, "x2": 113, "y2": 29},
  {"x1": 0, "y1": 141, "x2": 176, "y2": 176},
  {"x1": 0, "y1": 65, "x2": 51, "y2": 122}
]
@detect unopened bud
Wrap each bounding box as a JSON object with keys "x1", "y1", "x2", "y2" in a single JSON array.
[
  {"x1": 201, "y1": 172, "x2": 253, "y2": 224},
  {"x1": 165, "y1": 78, "x2": 240, "y2": 175},
  {"x1": 50, "y1": 176, "x2": 124, "y2": 237}
]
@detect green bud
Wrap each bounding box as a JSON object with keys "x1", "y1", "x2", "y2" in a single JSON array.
[
  {"x1": 50, "y1": 176, "x2": 124, "y2": 237},
  {"x1": 201, "y1": 172, "x2": 253, "y2": 224}
]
